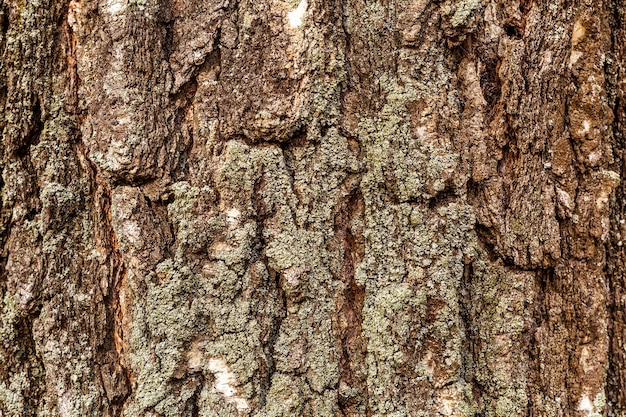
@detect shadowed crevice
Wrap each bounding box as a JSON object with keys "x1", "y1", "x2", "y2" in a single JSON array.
[
  {"x1": 605, "y1": 0, "x2": 626, "y2": 413},
  {"x1": 259, "y1": 265, "x2": 287, "y2": 408},
  {"x1": 333, "y1": 185, "x2": 367, "y2": 417},
  {"x1": 77, "y1": 140, "x2": 132, "y2": 416},
  {"x1": 458, "y1": 259, "x2": 485, "y2": 416},
  {"x1": 15, "y1": 98, "x2": 43, "y2": 158}
]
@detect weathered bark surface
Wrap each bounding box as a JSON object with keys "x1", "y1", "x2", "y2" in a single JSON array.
[{"x1": 1, "y1": 0, "x2": 625, "y2": 416}]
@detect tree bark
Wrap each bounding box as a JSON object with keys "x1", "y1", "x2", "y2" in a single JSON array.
[{"x1": 1, "y1": 0, "x2": 625, "y2": 416}]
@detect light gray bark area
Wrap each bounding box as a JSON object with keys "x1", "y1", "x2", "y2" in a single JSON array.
[{"x1": 1, "y1": 0, "x2": 625, "y2": 416}]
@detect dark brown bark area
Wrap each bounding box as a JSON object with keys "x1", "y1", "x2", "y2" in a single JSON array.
[
  {"x1": 606, "y1": 0, "x2": 626, "y2": 415},
  {"x1": 1, "y1": 0, "x2": 626, "y2": 416}
]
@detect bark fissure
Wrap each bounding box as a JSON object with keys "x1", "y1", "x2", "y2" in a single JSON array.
[
  {"x1": 459, "y1": 259, "x2": 484, "y2": 415},
  {"x1": 605, "y1": 0, "x2": 626, "y2": 413},
  {"x1": 334, "y1": 186, "x2": 366, "y2": 417},
  {"x1": 259, "y1": 265, "x2": 287, "y2": 409},
  {"x1": 77, "y1": 137, "x2": 133, "y2": 416}
]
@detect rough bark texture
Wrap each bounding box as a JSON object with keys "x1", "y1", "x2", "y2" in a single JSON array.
[{"x1": 1, "y1": 0, "x2": 626, "y2": 416}]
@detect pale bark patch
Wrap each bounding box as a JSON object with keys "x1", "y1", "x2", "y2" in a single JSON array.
[
  {"x1": 206, "y1": 358, "x2": 250, "y2": 411},
  {"x1": 104, "y1": 0, "x2": 127, "y2": 16},
  {"x1": 287, "y1": 0, "x2": 307, "y2": 28}
]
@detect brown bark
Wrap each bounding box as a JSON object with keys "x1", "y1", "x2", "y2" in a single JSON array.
[{"x1": 1, "y1": 0, "x2": 625, "y2": 416}]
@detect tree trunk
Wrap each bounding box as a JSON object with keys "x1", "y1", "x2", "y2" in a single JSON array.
[{"x1": 1, "y1": 0, "x2": 625, "y2": 416}]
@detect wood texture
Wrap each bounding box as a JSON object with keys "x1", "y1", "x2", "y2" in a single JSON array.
[{"x1": 1, "y1": 0, "x2": 625, "y2": 416}]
